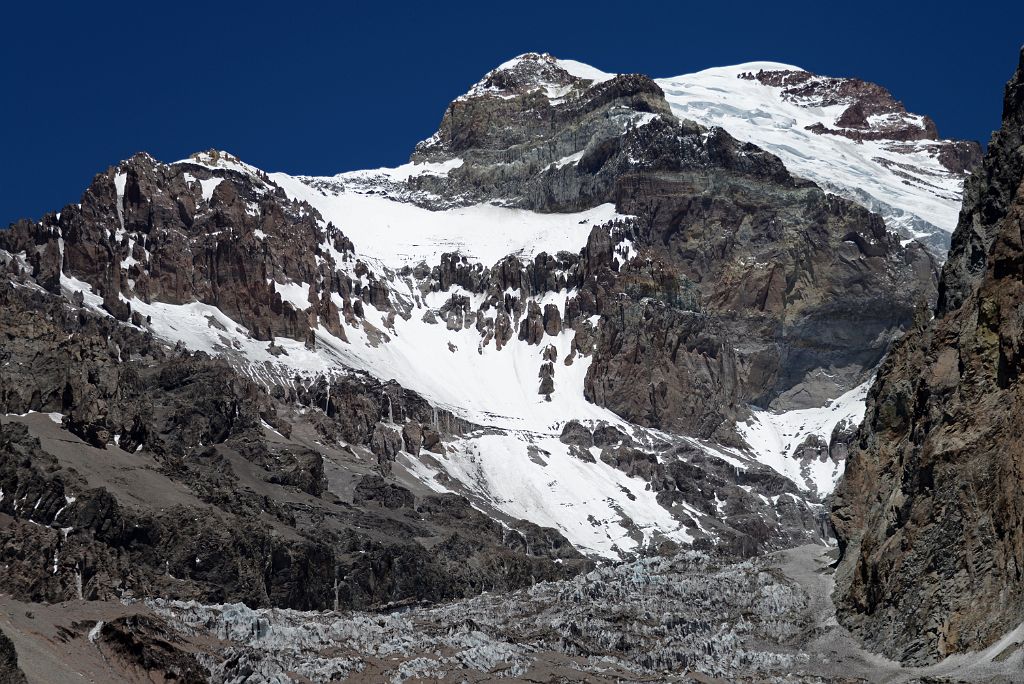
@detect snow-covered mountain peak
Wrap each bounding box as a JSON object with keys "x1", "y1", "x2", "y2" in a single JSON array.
[
  {"x1": 491, "y1": 52, "x2": 616, "y2": 83},
  {"x1": 415, "y1": 53, "x2": 978, "y2": 252},
  {"x1": 175, "y1": 149, "x2": 264, "y2": 176},
  {"x1": 656, "y1": 62, "x2": 981, "y2": 250}
]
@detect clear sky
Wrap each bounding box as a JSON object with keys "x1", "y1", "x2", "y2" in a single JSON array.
[{"x1": 3, "y1": 0, "x2": 1022, "y2": 222}]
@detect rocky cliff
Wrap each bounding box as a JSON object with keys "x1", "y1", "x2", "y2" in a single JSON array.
[
  {"x1": 0, "y1": 277, "x2": 586, "y2": 612},
  {"x1": 832, "y1": 46, "x2": 1024, "y2": 664},
  {"x1": 0, "y1": 628, "x2": 27, "y2": 684}
]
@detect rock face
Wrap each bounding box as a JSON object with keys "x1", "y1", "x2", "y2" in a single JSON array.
[
  {"x1": 0, "y1": 150, "x2": 383, "y2": 348},
  {"x1": 0, "y1": 629, "x2": 27, "y2": 684},
  {"x1": 832, "y1": 47, "x2": 1024, "y2": 664}
]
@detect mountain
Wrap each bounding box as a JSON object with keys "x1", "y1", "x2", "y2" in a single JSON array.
[
  {"x1": 0, "y1": 50, "x2": 987, "y2": 682},
  {"x1": 1, "y1": 52, "x2": 942, "y2": 559},
  {"x1": 832, "y1": 46, "x2": 1024, "y2": 665}
]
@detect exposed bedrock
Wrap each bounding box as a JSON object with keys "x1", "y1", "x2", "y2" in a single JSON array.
[{"x1": 832, "y1": 47, "x2": 1024, "y2": 665}]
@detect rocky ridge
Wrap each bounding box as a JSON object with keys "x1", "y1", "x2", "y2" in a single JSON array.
[{"x1": 832, "y1": 47, "x2": 1024, "y2": 664}]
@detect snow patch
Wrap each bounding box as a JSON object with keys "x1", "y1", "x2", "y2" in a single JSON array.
[
  {"x1": 407, "y1": 433, "x2": 691, "y2": 559},
  {"x1": 269, "y1": 279, "x2": 311, "y2": 311},
  {"x1": 555, "y1": 58, "x2": 616, "y2": 84},
  {"x1": 199, "y1": 177, "x2": 223, "y2": 202},
  {"x1": 553, "y1": 151, "x2": 584, "y2": 169},
  {"x1": 736, "y1": 381, "x2": 869, "y2": 495}
]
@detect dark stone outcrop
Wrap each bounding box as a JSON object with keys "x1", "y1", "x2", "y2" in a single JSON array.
[
  {"x1": 832, "y1": 47, "x2": 1024, "y2": 664},
  {"x1": 0, "y1": 628, "x2": 27, "y2": 684},
  {"x1": 93, "y1": 615, "x2": 207, "y2": 683}
]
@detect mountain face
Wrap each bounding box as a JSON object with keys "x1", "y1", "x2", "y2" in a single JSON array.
[
  {"x1": 832, "y1": 47, "x2": 1024, "y2": 664},
  {"x1": 0, "y1": 51, "x2": 977, "y2": 681},
  {"x1": 406, "y1": 54, "x2": 938, "y2": 419},
  {"x1": 1, "y1": 53, "x2": 943, "y2": 567},
  {"x1": 0, "y1": 282, "x2": 587, "y2": 611}
]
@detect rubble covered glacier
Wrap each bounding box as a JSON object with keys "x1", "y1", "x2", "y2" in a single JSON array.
[
  {"x1": 137, "y1": 545, "x2": 1022, "y2": 683},
  {"x1": 147, "y1": 547, "x2": 814, "y2": 682}
]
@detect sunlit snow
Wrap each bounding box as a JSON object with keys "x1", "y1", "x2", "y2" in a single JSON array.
[
  {"x1": 656, "y1": 62, "x2": 966, "y2": 239},
  {"x1": 735, "y1": 381, "x2": 869, "y2": 495},
  {"x1": 270, "y1": 171, "x2": 624, "y2": 267}
]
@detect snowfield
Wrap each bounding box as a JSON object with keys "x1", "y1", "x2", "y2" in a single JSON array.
[
  {"x1": 269, "y1": 171, "x2": 623, "y2": 267},
  {"x1": 736, "y1": 381, "x2": 869, "y2": 495},
  {"x1": 656, "y1": 62, "x2": 967, "y2": 242}
]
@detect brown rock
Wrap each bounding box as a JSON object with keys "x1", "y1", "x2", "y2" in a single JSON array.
[{"x1": 832, "y1": 47, "x2": 1024, "y2": 665}]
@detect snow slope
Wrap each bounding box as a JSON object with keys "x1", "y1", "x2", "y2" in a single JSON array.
[
  {"x1": 736, "y1": 381, "x2": 869, "y2": 495},
  {"x1": 270, "y1": 171, "x2": 622, "y2": 267},
  {"x1": 656, "y1": 62, "x2": 968, "y2": 243},
  {"x1": 405, "y1": 433, "x2": 696, "y2": 558}
]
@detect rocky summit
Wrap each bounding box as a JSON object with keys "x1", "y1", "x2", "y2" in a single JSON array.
[{"x1": 1, "y1": 47, "x2": 1022, "y2": 683}]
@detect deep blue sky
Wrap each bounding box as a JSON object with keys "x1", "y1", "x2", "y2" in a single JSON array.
[{"x1": 3, "y1": 1, "x2": 1022, "y2": 223}]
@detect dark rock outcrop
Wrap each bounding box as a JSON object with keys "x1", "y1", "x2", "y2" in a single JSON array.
[
  {"x1": 0, "y1": 629, "x2": 27, "y2": 684},
  {"x1": 832, "y1": 47, "x2": 1024, "y2": 664},
  {"x1": 0, "y1": 150, "x2": 377, "y2": 349},
  {"x1": 93, "y1": 615, "x2": 207, "y2": 683}
]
